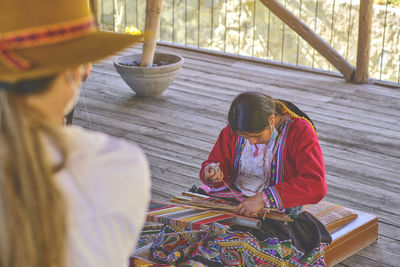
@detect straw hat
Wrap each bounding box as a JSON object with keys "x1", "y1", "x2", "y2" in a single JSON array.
[{"x1": 0, "y1": 0, "x2": 143, "y2": 83}]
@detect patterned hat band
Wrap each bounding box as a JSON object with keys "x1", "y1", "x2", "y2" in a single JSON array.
[{"x1": 0, "y1": 16, "x2": 95, "y2": 71}]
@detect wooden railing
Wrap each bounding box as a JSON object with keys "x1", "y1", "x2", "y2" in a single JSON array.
[
  {"x1": 259, "y1": 0, "x2": 357, "y2": 81},
  {"x1": 95, "y1": 0, "x2": 400, "y2": 85}
]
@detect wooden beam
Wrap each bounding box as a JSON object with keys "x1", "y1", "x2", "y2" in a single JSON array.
[
  {"x1": 141, "y1": 0, "x2": 163, "y2": 67},
  {"x1": 89, "y1": 0, "x2": 99, "y2": 26},
  {"x1": 259, "y1": 0, "x2": 355, "y2": 81},
  {"x1": 354, "y1": 0, "x2": 374, "y2": 83}
]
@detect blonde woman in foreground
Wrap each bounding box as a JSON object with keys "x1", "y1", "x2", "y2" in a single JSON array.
[{"x1": 0, "y1": 1, "x2": 151, "y2": 266}]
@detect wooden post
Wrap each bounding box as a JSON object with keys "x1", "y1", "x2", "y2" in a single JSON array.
[
  {"x1": 354, "y1": 0, "x2": 374, "y2": 83},
  {"x1": 89, "y1": 0, "x2": 99, "y2": 26},
  {"x1": 259, "y1": 0, "x2": 355, "y2": 81},
  {"x1": 141, "y1": 0, "x2": 163, "y2": 67}
]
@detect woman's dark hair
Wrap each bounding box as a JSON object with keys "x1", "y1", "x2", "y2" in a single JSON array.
[{"x1": 228, "y1": 92, "x2": 276, "y2": 133}]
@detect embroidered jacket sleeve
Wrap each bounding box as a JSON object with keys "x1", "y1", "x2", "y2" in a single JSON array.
[
  {"x1": 263, "y1": 119, "x2": 327, "y2": 209},
  {"x1": 199, "y1": 126, "x2": 237, "y2": 188}
]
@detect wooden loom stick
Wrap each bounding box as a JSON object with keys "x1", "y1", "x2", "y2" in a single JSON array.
[
  {"x1": 182, "y1": 191, "x2": 209, "y2": 199},
  {"x1": 166, "y1": 201, "x2": 262, "y2": 229},
  {"x1": 142, "y1": 223, "x2": 164, "y2": 231},
  {"x1": 170, "y1": 198, "x2": 252, "y2": 220},
  {"x1": 171, "y1": 197, "x2": 292, "y2": 222},
  {"x1": 182, "y1": 190, "x2": 284, "y2": 213},
  {"x1": 172, "y1": 197, "x2": 237, "y2": 212},
  {"x1": 141, "y1": 229, "x2": 163, "y2": 235},
  {"x1": 179, "y1": 192, "x2": 293, "y2": 222}
]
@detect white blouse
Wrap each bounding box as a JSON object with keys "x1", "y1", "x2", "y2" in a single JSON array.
[
  {"x1": 50, "y1": 126, "x2": 151, "y2": 267},
  {"x1": 234, "y1": 138, "x2": 276, "y2": 196}
]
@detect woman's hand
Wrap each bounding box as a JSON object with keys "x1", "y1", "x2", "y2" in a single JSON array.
[
  {"x1": 204, "y1": 163, "x2": 224, "y2": 184},
  {"x1": 236, "y1": 192, "x2": 266, "y2": 217}
]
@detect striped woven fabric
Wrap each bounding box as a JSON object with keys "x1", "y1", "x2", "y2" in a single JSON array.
[
  {"x1": 304, "y1": 201, "x2": 358, "y2": 232},
  {"x1": 147, "y1": 203, "x2": 235, "y2": 230}
]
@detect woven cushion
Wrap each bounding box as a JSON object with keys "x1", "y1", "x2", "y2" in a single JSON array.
[{"x1": 304, "y1": 201, "x2": 358, "y2": 232}]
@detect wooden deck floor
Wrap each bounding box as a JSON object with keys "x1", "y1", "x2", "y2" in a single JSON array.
[{"x1": 73, "y1": 44, "x2": 400, "y2": 266}]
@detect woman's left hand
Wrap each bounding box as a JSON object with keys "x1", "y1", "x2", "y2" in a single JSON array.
[{"x1": 236, "y1": 192, "x2": 266, "y2": 217}]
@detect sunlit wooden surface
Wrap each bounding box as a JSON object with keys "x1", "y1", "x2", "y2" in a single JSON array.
[{"x1": 74, "y1": 44, "x2": 400, "y2": 266}]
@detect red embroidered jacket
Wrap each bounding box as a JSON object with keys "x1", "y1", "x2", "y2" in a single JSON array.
[{"x1": 199, "y1": 117, "x2": 327, "y2": 209}]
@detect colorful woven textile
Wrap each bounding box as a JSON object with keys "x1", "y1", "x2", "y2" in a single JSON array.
[
  {"x1": 147, "y1": 203, "x2": 235, "y2": 230},
  {"x1": 129, "y1": 256, "x2": 171, "y2": 267},
  {"x1": 151, "y1": 211, "x2": 331, "y2": 267},
  {"x1": 151, "y1": 224, "x2": 327, "y2": 267}
]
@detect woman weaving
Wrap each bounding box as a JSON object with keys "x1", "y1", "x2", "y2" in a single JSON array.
[{"x1": 151, "y1": 92, "x2": 332, "y2": 266}]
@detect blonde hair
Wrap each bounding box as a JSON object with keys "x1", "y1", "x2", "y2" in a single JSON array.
[{"x1": 0, "y1": 81, "x2": 68, "y2": 267}]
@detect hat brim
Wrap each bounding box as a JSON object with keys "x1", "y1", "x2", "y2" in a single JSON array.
[{"x1": 0, "y1": 30, "x2": 143, "y2": 83}]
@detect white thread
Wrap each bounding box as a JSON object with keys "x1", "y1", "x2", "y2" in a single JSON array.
[{"x1": 81, "y1": 83, "x2": 93, "y2": 130}]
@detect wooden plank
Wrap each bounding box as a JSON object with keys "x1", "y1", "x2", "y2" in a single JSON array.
[
  {"x1": 311, "y1": 113, "x2": 400, "y2": 139},
  {"x1": 325, "y1": 179, "x2": 400, "y2": 227},
  {"x1": 85, "y1": 78, "x2": 399, "y2": 144},
  {"x1": 357, "y1": 238, "x2": 400, "y2": 266},
  {"x1": 92, "y1": 55, "x2": 399, "y2": 117},
  {"x1": 368, "y1": 236, "x2": 400, "y2": 257},
  {"x1": 156, "y1": 42, "x2": 348, "y2": 81},
  {"x1": 78, "y1": 95, "x2": 399, "y2": 173},
  {"x1": 302, "y1": 105, "x2": 400, "y2": 132},
  {"x1": 340, "y1": 254, "x2": 391, "y2": 267},
  {"x1": 173, "y1": 63, "x2": 399, "y2": 113},
  {"x1": 125, "y1": 45, "x2": 239, "y2": 67},
  {"x1": 323, "y1": 149, "x2": 400, "y2": 192},
  {"x1": 354, "y1": 0, "x2": 374, "y2": 83},
  {"x1": 91, "y1": 58, "x2": 400, "y2": 124},
  {"x1": 158, "y1": 42, "x2": 399, "y2": 88},
  {"x1": 377, "y1": 223, "x2": 400, "y2": 242},
  {"x1": 78, "y1": 96, "x2": 399, "y2": 170},
  {"x1": 75, "y1": 101, "x2": 400, "y2": 192},
  {"x1": 82, "y1": 72, "x2": 395, "y2": 161},
  {"x1": 316, "y1": 123, "x2": 400, "y2": 158},
  {"x1": 259, "y1": 0, "x2": 355, "y2": 81},
  {"x1": 154, "y1": 44, "x2": 398, "y2": 97},
  {"x1": 324, "y1": 194, "x2": 400, "y2": 236},
  {"x1": 74, "y1": 110, "x2": 400, "y2": 229},
  {"x1": 79, "y1": 83, "x2": 400, "y2": 191}
]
